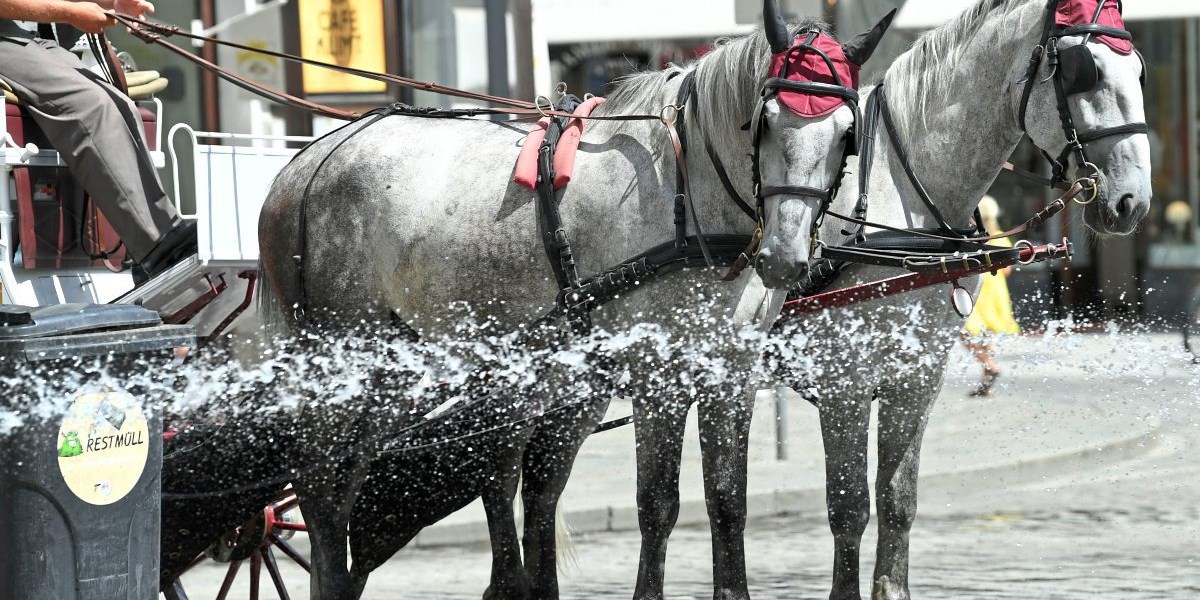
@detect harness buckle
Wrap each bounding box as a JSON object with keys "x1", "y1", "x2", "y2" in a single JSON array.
[{"x1": 1040, "y1": 39, "x2": 1060, "y2": 83}]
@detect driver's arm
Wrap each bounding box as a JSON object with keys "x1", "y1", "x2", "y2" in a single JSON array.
[{"x1": 0, "y1": 0, "x2": 154, "y2": 34}]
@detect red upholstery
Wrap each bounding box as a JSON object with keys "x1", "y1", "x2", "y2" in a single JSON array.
[{"x1": 5, "y1": 101, "x2": 157, "y2": 269}]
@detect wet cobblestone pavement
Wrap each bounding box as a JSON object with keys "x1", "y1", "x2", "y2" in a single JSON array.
[
  {"x1": 176, "y1": 333, "x2": 1200, "y2": 599},
  {"x1": 353, "y1": 429, "x2": 1198, "y2": 598}
]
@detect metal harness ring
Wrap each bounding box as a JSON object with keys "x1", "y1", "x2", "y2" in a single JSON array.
[
  {"x1": 1072, "y1": 161, "x2": 1102, "y2": 205},
  {"x1": 660, "y1": 104, "x2": 681, "y2": 126},
  {"x1": 534, "y1": 95, "x2": 554, "y2": 117},
  {"x1": 1015, "y1": 239, "x2": 1038, "y2": 265}
]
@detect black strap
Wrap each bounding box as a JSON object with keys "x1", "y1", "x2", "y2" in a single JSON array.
[
  {"x1": 558, "y1": 234, "x2": 753, "y2": 313},
  {"x1": 1077, "y1": 121, "x2": 1148, "y2": 144},
  {"x1": 705, "y1": 143, "x2": 756, "y2": 219},
  {"x1": 1018, "y1": 1, "x2": 1061, "y2": 132},
  {"x1": 758, "y1": 185, "x2": 830, "y2": 200},
  {"x1": 822, "y1": 247, "x2": 1018, "y2": 273},
  {"x1": 1058, "y1": 24, "x2": 1131, "y2": 39},
  {"x1": 535, "y1": 95, "x2": 590, "y2": 330},
  {"x1": 762, "y1": 78, "x2": 860, "y2": 105},
  {"x1": 294, "y1": 106, "x2": 400, "y2": 319},
  {"x1": 671, "y1": 73, "x2": 718, "y2": 267},
  {"x1": 681, "y1": 70, "x2": 756, "y2": 220},
  {"x1": 875, "y1": 88, "x2": 957, "y2": 234},
  {"x1": 1004, "y1": 161, "x2": 1068, "y2": 190}
]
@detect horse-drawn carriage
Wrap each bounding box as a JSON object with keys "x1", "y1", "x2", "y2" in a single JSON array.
[{"x1": 1, "y1": 1, "x2": 1154, "y2": 599}]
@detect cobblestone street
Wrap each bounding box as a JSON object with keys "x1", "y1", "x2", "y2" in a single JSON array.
[
  {"x1": 177, "y1": 332, "x2": 1200, "y2": 598},
  {"x1": 356, "y1": 415, "x2": 1199, "y2": 599}
]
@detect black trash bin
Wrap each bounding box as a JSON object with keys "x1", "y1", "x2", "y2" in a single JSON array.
[{"x1": 0, "y1": 303, "x2": 194, "y2": 600}]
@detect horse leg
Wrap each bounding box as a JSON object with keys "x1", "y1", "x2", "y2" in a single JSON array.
[
  {"x1": 696, "y1": 386, "x2": 755, "y2": 600},
  {"x1": 817, "y1": 393, "x2": 873, "y2": 600},
  {"x1": 518, "y1": 395, "x2": 610, "y2": 598},
  {"x1": 870, "y1": 370, "x2": 943, "y2": 600},
  {"x1": 482, "y1": 437, "x2": 530, "y2": 600},
  {"x1": 293, "y1": 463, "x2": 371, "y2": 600},
  {"x1": 632, "y1": 392, "x2": 691, "y2": 600}
]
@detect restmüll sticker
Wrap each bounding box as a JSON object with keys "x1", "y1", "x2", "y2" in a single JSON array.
[{"x1": 56, "y1": 391, "x2": 150, "y2": 506}]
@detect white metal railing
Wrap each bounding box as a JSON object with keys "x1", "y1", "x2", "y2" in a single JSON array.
[{"x1": 168, "y1": 123, "x2": 313, "y2": 266}]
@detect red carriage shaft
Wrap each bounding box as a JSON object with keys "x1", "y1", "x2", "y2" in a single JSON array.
[{"x1": 780, "y1": 238, "x2": 1073, "y2": 318}]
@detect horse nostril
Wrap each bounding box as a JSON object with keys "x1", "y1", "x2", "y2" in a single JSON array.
[{"x1": 1117, "y1": 193, "x2": 1134, "y2": 216}]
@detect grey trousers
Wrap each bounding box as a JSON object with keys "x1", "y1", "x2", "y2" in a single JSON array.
[{"x1": 0, "y1": 36, "x2": 179, "y2": 260}]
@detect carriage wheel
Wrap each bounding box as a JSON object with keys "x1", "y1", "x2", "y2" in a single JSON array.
[{"x1": 166, "y1": 489, "x2": 309, "y2": 600}]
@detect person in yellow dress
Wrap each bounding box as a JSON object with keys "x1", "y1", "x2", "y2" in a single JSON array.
[{"x1": 962, "y1": 195, "x2": 1021, "y2": 396}]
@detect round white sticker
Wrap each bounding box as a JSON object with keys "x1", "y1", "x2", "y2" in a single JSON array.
[{"x1": 56, "y1": 391, "x2": 150, "y2": 506}]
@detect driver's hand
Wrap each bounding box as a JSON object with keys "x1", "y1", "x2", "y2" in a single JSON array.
[
  {"x1": 67, "y1": 2, "x2": 116, "y2": 33},
  {"x1": 113, "y1": 0, "x2": 155, "y2": 19}
]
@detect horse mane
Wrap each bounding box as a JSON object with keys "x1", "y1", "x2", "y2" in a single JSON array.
[
  {"x1": 594, "y1": 19, "x2": 826, "y2": 151},
  {"x1": 882, "y1": 0, "x2": 1035, "y2": 140}
]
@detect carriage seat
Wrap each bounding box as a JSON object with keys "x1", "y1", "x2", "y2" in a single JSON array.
[{"x1": 2, "y1": 72, "x2": 168, "y2": 269}]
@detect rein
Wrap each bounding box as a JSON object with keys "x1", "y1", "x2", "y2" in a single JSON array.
[{"x1": 110, "y1": 12, "x2": 682, "y2": 124}]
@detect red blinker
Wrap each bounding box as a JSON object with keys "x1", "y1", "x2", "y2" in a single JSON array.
[
  {"x1": 1055, "y1": 0, "x2": 1133, "y2": 55},
  {"x1": 769, "y1": 32, "x2": 859, "y2": 119}
]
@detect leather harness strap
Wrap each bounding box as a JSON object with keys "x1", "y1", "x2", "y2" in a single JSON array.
[{"x1": 875, "y1": 87, "x2": 956, "y2": 234}]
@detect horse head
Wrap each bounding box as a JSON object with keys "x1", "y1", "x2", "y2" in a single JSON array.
[
  {"x1": 1016, "y1": 0, "x2": 1151, "y2": 235},
  {"x1": 753, "y1": 6, "x2": 895, "y2": 289}
]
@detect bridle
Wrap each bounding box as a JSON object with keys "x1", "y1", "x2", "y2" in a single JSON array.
[
  {"x1": 1016, "y1": 0, "x2": 1148, "y2": 203},
  {"x1": 750, "y1": 30, "x2": 861, "y2": 213},
  {"x1": 703, "y1": 28, "x2": 861, "y2": 277}
]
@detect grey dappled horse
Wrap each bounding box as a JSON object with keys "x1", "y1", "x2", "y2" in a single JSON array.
[
  {"x1": 753, "y1": 0, "x2": 1152, "y2": 598},
  {"x1": 256, "y1": 6, "x2": 878, "y2": 600}
]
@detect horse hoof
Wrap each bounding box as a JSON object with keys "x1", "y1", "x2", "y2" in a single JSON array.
[
  {"x1": 482, "y1": 584, "x2": 531, "y2": 600},
  {"x1": 871, "y1": 576, "x2": 909, "y2": 600},
  {"x1": 713, "y1": 589, "x2": 751, "y2": 600}
]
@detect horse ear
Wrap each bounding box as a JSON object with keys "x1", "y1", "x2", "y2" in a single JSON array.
[
  {"x1": 763, "y1": 0, "x2": 790, "y2": 54},
  {"x1": 841, "y1": 8, "x2": 897, "y2": 66}
]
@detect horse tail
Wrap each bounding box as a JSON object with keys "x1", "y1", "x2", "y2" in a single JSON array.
[
  {"x1": 255, "y1": 259, "x2": 288, "y2": 332},
  {"x1": 511, "y1": 476, "x2": 577, "y2": 574},
  {"x1": 555, "y1": 501, "x2": 579, "y2": 574}
]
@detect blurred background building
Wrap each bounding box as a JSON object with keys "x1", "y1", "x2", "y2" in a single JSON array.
[{"x1": 111, "y1": 0, "x2": 1199, "y2": 327}]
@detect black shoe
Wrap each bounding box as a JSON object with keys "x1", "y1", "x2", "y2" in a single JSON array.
[
  {"x1": 132, "y1": 263, "x2": 149, "y2": 286},
  {"x1": 138, "y1": 221, "x2": 198, "y2": 282}
]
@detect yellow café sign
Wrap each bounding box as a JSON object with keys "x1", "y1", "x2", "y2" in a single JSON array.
[{"x1": 298, "y1": 0, "x2": 387, "y2": 94}]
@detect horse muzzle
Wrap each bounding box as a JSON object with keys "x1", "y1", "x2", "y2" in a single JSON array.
[
  {"x1": 1081, "y1": 174, "x2": 1151, "y2": 236},
  {"x1": 754, "y1": 246, "x2": 810, "y2": 290}
]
